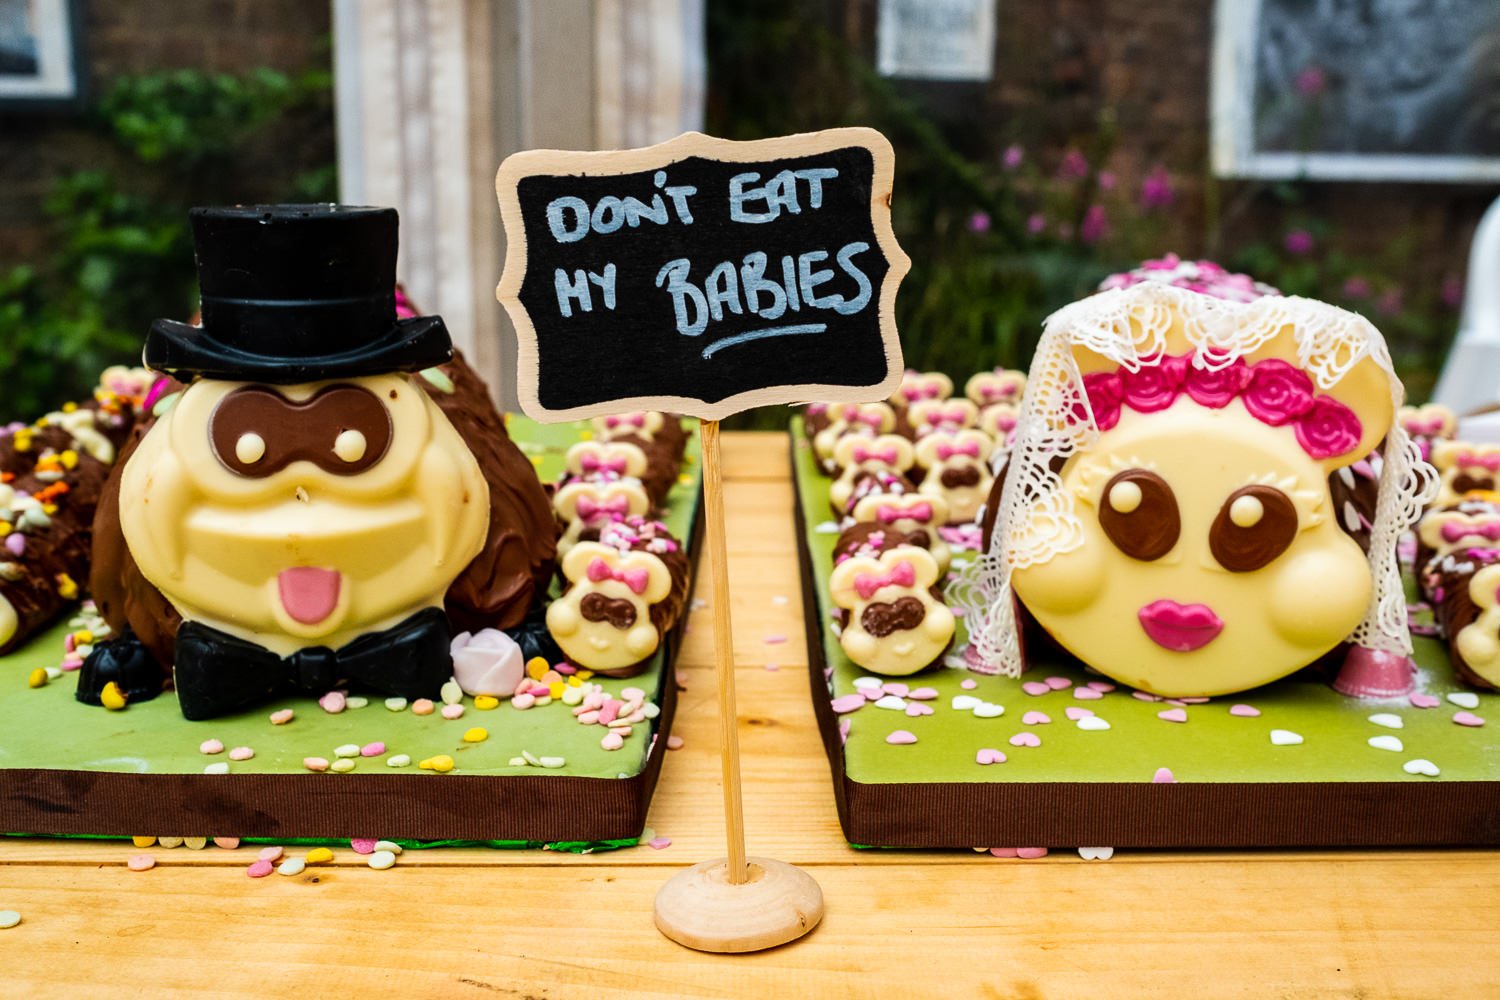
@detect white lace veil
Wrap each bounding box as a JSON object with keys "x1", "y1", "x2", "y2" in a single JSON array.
[{"x1": 949, "y1": 283, "x2": 1438, "y2": 676}]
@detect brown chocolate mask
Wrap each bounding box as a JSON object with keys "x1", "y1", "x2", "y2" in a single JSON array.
[
  {"x1": 940, "y1": 465, "x2": 982, "y2": 489},
  {"x1": 209, "y1": 384, "x2": 393, "y2": 478},
  {"x1": 861, "y1": 596, "x2": 926, "y2": 638},
  {"x1": 581, "y1": 591, "x2": 638, "y2": 630}
]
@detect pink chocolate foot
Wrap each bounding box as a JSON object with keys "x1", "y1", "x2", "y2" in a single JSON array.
[{"x1": 1332, "y1": 646, "x2": 1416, "y2": 698}]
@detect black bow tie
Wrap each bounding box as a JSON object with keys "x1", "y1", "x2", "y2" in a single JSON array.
[{"x1": 172, "y1": 608, "x2": 452, "y2": 721}]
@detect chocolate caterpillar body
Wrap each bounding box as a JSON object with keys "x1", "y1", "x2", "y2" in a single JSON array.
[
  {"x1": 829, "y1": 544, "x2": 954, "y2": 676},
  {"x1": 809, "y1": 401, "x2": 897, "y2": 474},
  {"x1": 545, "y1": 516, "x2": 688, "y2": 677},
  {"x1": 1429, "y1": 549, "x2": 1500, "y2": 690},
  {"x1": 914, "y1": 429, "x2": 994, "y2": 525}
]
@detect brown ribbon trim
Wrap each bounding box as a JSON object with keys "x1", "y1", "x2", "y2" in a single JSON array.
[
  {"x1": 792, "y1": 435, "x2": 1500, "y2": 849},
  {"x1": 2, "y1": 486, "x2": 703, "y2": 843}
]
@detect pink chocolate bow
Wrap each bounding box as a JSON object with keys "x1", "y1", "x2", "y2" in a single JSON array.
[
  {"x1": 853, "y1": 559, "x2": 916, "y2": 600},
  {"x1": 580, "y1": 454, "x2": 629, "y2": 475},
  {"x1": 877, "y1": 501, "x2": 933, "y2": 524},
  {"x1": 927, "y1": 405, "x2": 969, "y2": 426},
  {"x1": 586, "y1": 557, "x2": 650, "y2": 595},
  {"x1": 605, "y1": 413, "x2": 645, "y2": 430},
  {"x1": 853, "y1": 445, "x2": 899, "y2": 465},
  {"x1": 905, "y1": 383, "x2": 941, "y2": 401},
  {"x1": 577, "y1": 495, "x2": 630, "y2": 520},
  {"x1": 1457, "y1": 451, "x2": 1500, "y2": 472},
  {"x1": 935, "y1": 439, "x2": 980, "y2": 460},
  {"x1": 1442, "y1": 520, "x2": 1500, "y2": 542}
]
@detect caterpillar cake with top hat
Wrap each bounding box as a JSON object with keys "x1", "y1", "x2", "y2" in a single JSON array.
[{"x1": 0, "y1": 204, "x2": 702, "y2": 846}]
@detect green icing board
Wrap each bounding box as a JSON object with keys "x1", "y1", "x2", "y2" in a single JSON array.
[
  {"x1": 0, "y1": 416, "x2": 702, "y2": 848},
  {"x1": 791, "y1": 419, "x2": 1499, "y2": 848}
]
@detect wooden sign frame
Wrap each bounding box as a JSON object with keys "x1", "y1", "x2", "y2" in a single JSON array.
[{"x1": 495, "y1": 128, "x2": 910, "y2": 423}]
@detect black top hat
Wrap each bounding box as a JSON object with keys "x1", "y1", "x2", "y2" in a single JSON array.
[{"x1": 145, "y1": 204, "x2": 452, "y2": 383}]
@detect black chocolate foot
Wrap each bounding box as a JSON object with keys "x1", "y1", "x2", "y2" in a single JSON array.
[
  {"x1": 505, "y1": 601, "x2": 565, "y2": 667},
  {"x1": 75, "y1": 633, "x2": 169, "y2": 706}
]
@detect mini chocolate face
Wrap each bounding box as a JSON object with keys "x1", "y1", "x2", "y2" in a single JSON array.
[
  {"x1": 907, "y1": 399, "x2": 978, "y2": 437},
  {"x1": 812, "y1": 401, "x2": 896, "y2": 464},
  {"x1": 1011, "y1": 403, "x2": 1371, "y2": 696},
  {"x1": 546, "y1": 542, "x2": 672, "y2": 671},
  {"x1": 966, "y1": 369, "x2": 1026, "y2": 408},
  {"x1": 1432, "y1": 442, "x2": 1500, "y2": 507},
  {"x1": 829, "y1": 547, "x2": 954, "y2": 676},
  {"x1": 119, "y1": 374, "x2": 489, "y2": 654},
  {"x1": 851, "y1": 493, "x2": 952, "y2": 572},
  {"x1": 914, "y1": 430, "x2": 993, "y2": 524},
  {"x1": 830, "y1": 434, "x2": 915, "y2": 514},
  {"x1": 553, "y1": 480, "x2": 650, "y2": 556},
  {"x1": 890, "y1": 371, "x2": 953, "y2": 409},
  {"x1": 591, "y1": 410, "x2": 664, "y2": 442}
]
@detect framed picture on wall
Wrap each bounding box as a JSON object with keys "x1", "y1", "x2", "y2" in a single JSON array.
[
  {"x1": 0, "y1": 0, "x2": 83, "y2": 110},
  {"x1": 1211, "y1": 0, "x2": 1500, "y2": 182}
]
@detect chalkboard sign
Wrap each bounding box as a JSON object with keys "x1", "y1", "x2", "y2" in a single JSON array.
[{"x1": 495, "y1": 129, "x2": 909, "y2": 421}]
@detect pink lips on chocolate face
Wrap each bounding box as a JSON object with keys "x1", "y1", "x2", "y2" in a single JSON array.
[
  {"x1": 277, "y1": 567, "x2": 342, "y2": 625},
  {"x1": 1138, "y1": 599, "x2": 1224, "y2": 652}
]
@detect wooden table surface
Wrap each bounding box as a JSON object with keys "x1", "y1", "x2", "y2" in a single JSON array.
[{"x1": 3, "y1": 431, "x2": 1496, "y2": 999}]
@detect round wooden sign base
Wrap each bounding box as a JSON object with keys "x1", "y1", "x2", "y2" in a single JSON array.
[{"x1": 654, "y1": 856, "x2": 824, "y2": 953}]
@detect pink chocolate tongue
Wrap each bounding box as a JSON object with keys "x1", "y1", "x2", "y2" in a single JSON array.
[{"x1": 277, "y1": 567, "x2": 341, "y2": 625}]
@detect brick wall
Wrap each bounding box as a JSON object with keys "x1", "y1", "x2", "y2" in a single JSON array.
[{"x1": 0, "y1": 0, "x2": 333, "y2": 272}]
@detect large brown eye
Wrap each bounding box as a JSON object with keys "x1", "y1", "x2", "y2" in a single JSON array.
[
  {"x1": 1210, "y1": 485, "x2": 1298, "y2": 572},
  {"x1": 1098, "y1": 470, "x2": 1179, "y2": 561}
]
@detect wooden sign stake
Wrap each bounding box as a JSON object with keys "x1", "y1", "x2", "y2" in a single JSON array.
[{"x1": 652, "y1": 418, "x2": 824, "y2": 952}]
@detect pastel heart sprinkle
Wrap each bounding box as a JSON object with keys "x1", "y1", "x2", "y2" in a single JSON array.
[
  {"x1": 1078, "y1": 846, "x2": 1114, "y2": 860},
  {"x1": 862, "y1": 687, "x2": 884, "y2": 701},
  {"x1": 1157, "y1": 708, "x2": 1188, "y2": 723},
  {"x1": 853, "y1": 676, "x2": 883, "y2": 690},
  {"x1": 1009, "y1": 732, "x2": 1041, "y2": 748},
  {"x1": 1270, "y1": 729, "x2": 1304, "y2": 746},
  {"x1": 975, "y1": 748, "x2": 1006, "y2": 765},
  {"x1": 350, "y1": 838, "x2": 378, "y2": 855},
  {"x1": 1044, "y1": 676, "x2": 1072, "y2": 690},
  {"x1": 873, "y1": 695, "x2": 908, "y2": 710},
  {"x1": 1086, "y1": 681, "x2": 1116, "y2": 693},
  {"x1": 1367, "y1": 735, "x2": 1404, "y2": 752},
  {"x1": 1064, "y1": 706, "x2": 1094, "y2": 720},
  {"x1": 908, "y1": 687, "x2": 939, "y2": 701},
  {"x1": 1447, "y1": 691, "x2": 1480, "y2": 709},
  {"x1": 1228, "y1": 704, "x2": 1260, "y2": 717},
  {"x1": 1131, "y1": 691, "x2": 1163, "y2": 702},
  {"x1": 972, "y1": 702, "x2": 1004, "y2": 718},
  {"x1": 1152, "y1": 767, "x2": 1175, "y2": 783},
  {"x1": 1022, "y1": 711, "x2": 1051, "y2": 725},
  {"x1": 882, "y1": 682, "x2": 910, "y2": 697},
  {"x1": 1073, "y1": 687, "x2": 1103, "y2": 701},
  {"x1": 886, "y1": 730, "x2": 918, "y2": 745},
  {"x1": 1453, "y1": 711, "x2": 1485, "y2": 727},
  {"x1": 1022, "y1": 682, "x2": 1050, "y2": 697},
  {"x1": 831, "y1": 694, "x2": 867, "y2": 714},
  {"x1": 1403, "y1": 758, "x2": 1441, "y2": 777},
  {"x1": 1016, "y1": 847, "x2": 1049, "y2": 859},
  {"x1": 987, "y1": 847, "x2": 1018, "y2": 858},
  {"x1": 951, "y1": 695, "x2": 981, "y2": 711},
  {"x1": 1408, "y1": 692, "x2": 1440, "y2": 709},
  {"x1": 960, "y1": 678, "x2": 978, "y2": 690},
  {"x1": 905, "y1": 702, "x2": 934, "y2": 717},
  {"x1": 1179, "y1": 696, "x2": 1210, "y2": 704},
  {"x1": 1367, "y1": 713, "x2": 1403, "y2": 729},
  {"x1": 1076, "y1": 716, "x2": 1110, "y2": 731}
]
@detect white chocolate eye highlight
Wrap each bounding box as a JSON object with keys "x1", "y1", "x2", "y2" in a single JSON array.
[
  {"x1": 334, "y1": 429, "x2": 368, "y2": 463},
  {"x1": 235, "y1": 433, "x2": 266, "y2": 465},
  {"x1": 1230, "y1": 494, "x2": 1264, "y2": 528},
  {"x1": 1107, "y1": 479, "x2": 1142, "y2": 514}
]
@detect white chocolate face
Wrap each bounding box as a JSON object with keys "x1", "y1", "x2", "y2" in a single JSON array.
[
  {"x1": 966, "y1": 370, "x2": 1026, "y2": 407},
  {"x1": 829, "y1": 434, "x2": 915, "y2": 514},
  {"x1": 907, "y1": 398, "x2": 979, "y2": 437},
  {"x1": 591, "y1": 410, "x2": 665, "y2": 442},
  {"x1": 812, "y1": 402, "x2": 896, "y2": 463},
  {"x1": 1455, "y1": 564, "x2": 1500, "y2": 689},
  {"x1": 914, "y1": 430, "x2": 993, "y2": 524},
  {"x1": 851, "y1": 492, "x2": 951, "y2": 572},
  {"x1": 978, "y1": 402, "x2": 1020, "y2": 445},
  {"x1": 553, "y1": 480, "x2": 651, "y2": 556},
  {"x1": 1012, "y1": 401, "x2": 1373, "y2": 696},
  {"x1": 546, "y1": 541, "x2": 671, "y2": 671},
  {"x1": 1418, "y1": 509, "x2": 1500, "y2": 562},
  {"x1": 564, "y1": 440, "x2": 649, "y2": 481},
  {"x1": 891, "y1": 371, "x2": 953, "y2": 409},
  {"x1": 829, "y1": 547, "x2": 953, "y2": 676},
  {"x1": 120, "y1": 375, "x2": 489, "y2": 655}
]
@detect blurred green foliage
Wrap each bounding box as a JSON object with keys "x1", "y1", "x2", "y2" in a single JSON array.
[{"x1": 1, "y1": 66, "x2": 334, "y2": 420}]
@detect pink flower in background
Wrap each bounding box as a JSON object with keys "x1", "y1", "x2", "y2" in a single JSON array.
[
  {"x1": 968, "y1": 212, "x2": 991, "y2": 234},
  {"x1": 1139, "y1": 165, "x2": 1176, "y2": 210},
  {"x1": 1080, "y1": 204, "x2": 1110, "y2": 244},
  {"x1": 1283, "y1": 229, "x2": 1315, "y2": 255},
  {"x1": 1442, "y1": 277, "x2": 1465, "y2": 309},
  {"x1": 1377, "y1": 288, "x2": 1404, "y2": 316},
  {"x1": 1342, "y1": 276, "x2": 1371, "y2": 299},
  {"x1": 1097, "y1": 171, "x2": 1117, "y2": 191},
  {"x1": 1056, "y1": 222, "x2": 1074, "y2": 239},
  {"x1": 1058, "y1": 149, "x2": 1089, "y2": 180},
  {"x1": 1002, "y1": 144, "x2": 1024, "y2": 169},
  {"x1": 1026, "y1": 213, "x2": 1047, "y2": 235},
  {"x1": 1295, "y1": 65, "x2": 1327, "y2": 98}
]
